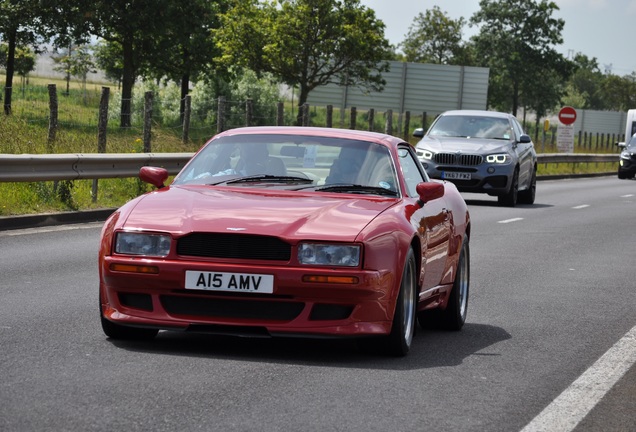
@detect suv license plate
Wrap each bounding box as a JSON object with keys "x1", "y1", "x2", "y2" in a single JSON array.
[{"x1": 442, "y1": 172, "x2": 471, "y2": 180}]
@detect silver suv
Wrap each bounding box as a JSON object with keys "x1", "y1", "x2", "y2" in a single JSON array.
[{"x1": 414, "y1": 110, "x2": 537, "y2": 207}]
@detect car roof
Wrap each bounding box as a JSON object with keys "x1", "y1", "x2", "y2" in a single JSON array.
[
  {"x1": 440, "y1": 110, "x2": 512, "y2": 119},
  {"x1": 212, "y1": 126, "x2": 405, "y2": 149}
]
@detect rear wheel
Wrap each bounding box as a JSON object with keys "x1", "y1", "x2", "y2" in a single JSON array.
[
  {"x1": 498, "y1": 168, "x2": 518, "y2": 207},
  {"x1": 385, "y1": 248, "x2": 417, "y2": 356},
  {"x1": 100, "y1": 300, "x2": 158, "y2": 340}
]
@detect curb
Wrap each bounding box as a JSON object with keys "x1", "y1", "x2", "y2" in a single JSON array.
[{"x1": 0, "y1": 208, "x2": 116, "y2": 231}]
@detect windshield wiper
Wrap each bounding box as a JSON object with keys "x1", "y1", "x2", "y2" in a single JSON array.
[
  {"x1": 217, "y1": 175, "x2": 314, "y2": 185},
  {"x1": 316, "y1": 183, "x2": 398, "y2": 196}
]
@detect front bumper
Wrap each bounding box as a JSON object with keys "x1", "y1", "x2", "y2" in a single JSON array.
[
  {"x1": 420, "y1": 160, "x2": 514, "y2": 195},
  {"x1": 100, "y1": 256, "x2": 396, "y2": 338}
]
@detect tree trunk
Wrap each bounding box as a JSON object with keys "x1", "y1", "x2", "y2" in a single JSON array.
[
  {"x1": 296, "y1": 85, "x2": 311, "y2": 126},
  {"x1": 120, "y1": 40, "x2": 135, "y2": 128}
]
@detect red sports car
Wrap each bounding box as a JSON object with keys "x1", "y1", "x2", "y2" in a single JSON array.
[{"x1": 99, "y1": 126, "x2": 471, "y2": 356}]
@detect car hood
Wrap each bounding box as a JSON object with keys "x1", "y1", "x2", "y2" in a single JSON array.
[
  {"x1": 119, "y1": 185, "x2": 397, "y2": 242},
  {"x1": 417, "y1": 136, "x2": 511, "y2": 154}
]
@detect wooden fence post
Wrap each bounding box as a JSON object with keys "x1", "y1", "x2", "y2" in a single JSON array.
[
  {"x1": 217, "y1": 97, "x2": 226, "y2": 133},
  {"x1": 143, "y1": 91, "x2": 153, "y2": 153},
  {"x1": 422, "y1": 112, "x2": 427, "y2": 129},
  {"x1": 182, "y1": 95, "x2": 191, "y2": 144},
  {"x1": 47, "y1": 84, "x2": 58, "y2": 148},
  {"x1": 245, "y1": 98, "x2": 253, "y2": 126},
  {"x1": 404, "y1": 111, "x2": 411, "y2": 141},
  {"x1": 368, "y1": 108, "x2": 375, "y2": 131},
  {"x1": 326, "y1": 105, "x2": 333, "y2": 128},
  {"x1": 350, "y1": 107, "x2": 357, "y2": 130},
  {"x1": 302, "y1": 103, "x2": 309, "y2": 126},
  {"x1": 277, "y1": 102, "x2": 284, "y2": 126},
  {"x1": 385, "y1": 110, "x2": 393, "y2": 135},
  {"x1": 93, "y1": 86, "x2": 111, "y2": 203}
]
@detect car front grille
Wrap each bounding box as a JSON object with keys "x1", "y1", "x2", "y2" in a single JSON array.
[
  {"x1": 434, "y1": 153, "x2": 483, "y2": 166},
  {"x1": 177, "y1": 233, "x2": 291, "y2": 260}
]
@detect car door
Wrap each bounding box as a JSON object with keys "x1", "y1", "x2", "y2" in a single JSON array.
[
  {"x1": 398, "y1": 145, "x2": 450, "y2": 291},
  {"x1": 511, "y1": 118, "x2": 535, "y2": 187}
]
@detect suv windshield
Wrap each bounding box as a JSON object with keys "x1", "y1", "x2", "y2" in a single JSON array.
[{"x1": 429, "y1": 116, "x2": 512, "y2": 140}]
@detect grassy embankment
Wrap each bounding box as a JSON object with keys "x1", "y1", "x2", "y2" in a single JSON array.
[{"x1": 0, "y1": 77, "x2": 619, "y2": 217}]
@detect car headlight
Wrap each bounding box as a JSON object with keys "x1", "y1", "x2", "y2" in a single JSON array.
[
  {"x1": 486, "y1": 153, "x2": 512, "y2": 164},
  {"x1": 416, "y1": 148, "x2": 434, "y2": 160},
  {"x1": 115, "y1": 232, "x2": 172, "y2": 257},
  {"x1": 298, "y1": 243, "x2": 361, "y2": 267},
  {"x1": 621, "y1": 151, "x2": 632, "y2": 160}
]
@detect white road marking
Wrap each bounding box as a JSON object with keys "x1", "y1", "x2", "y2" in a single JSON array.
[
  {"x1": 520, "y1": 325, "x2": 636, "y2": 432},
  {"x1": 498, "y1": 218, "x2": 524, "y2": 224},
  {"x1": 572, "y1": 205, "x2": 589, "y2": 209},
  {"x1": 621, "y1": 194, "x2": 634, "y2": 198}
]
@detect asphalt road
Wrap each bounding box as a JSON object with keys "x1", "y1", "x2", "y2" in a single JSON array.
[{"x1": 0, "y1": 176, "x2": 635, "y2": 432}]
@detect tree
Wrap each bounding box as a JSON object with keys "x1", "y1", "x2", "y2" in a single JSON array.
[
  {"x1": 0, "y1": 0, "x2": 46, "y2": 114},
  {"x1": 85, "y1": 0, "x2": 174, "y2": 127},
  {"x1": 602, "y1": 73, "x2": 636, "y2": 112},
  {"x1": 52, "y1": 44, "x2": 96, "y2": 100},
  {"x1": 566, "y1": 54, "x2": 607, "y2": 110},
  {"x1": 215, "y1": 0, "x2": 391, "y2": 124},
  {"x1": 400, "y1": 6, "x2": 466, "y2": 64},
  {"x1": 143, "y1": 0, "x2": 230, "y2": 122},
  {"x1": 470, "y1": 0, "x2": 572, "y2": 116}
]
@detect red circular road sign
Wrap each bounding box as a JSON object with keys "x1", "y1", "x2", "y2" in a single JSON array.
[{"x1": 558, "y1": 106, "x2": 577, "y2": 125}]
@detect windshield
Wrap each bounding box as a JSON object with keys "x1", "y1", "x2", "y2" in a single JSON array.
[
  {"x1": 429, "y1": 115, "x2": 513, "y2": 140},
  {"x1": 628, "y1": 133, "x2": 636, "y2": 149},
  {"x1": 173, "y1": 134, "x2": 399, "y2": 194}
]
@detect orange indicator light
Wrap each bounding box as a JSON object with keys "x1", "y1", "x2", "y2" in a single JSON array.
[
  {"x1": 302, "y1": 275, "x2": 359, "y2": 284},
  {"x1": 110, "y1": 263, "x2": 159, "y2": 274}
]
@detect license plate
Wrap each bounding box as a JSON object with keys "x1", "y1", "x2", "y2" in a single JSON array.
[
  {"x1": 442, "y1": 171, "x2": 471, "y2": 180},
  {"x1": 185, "y1": 271, "x2": 274, "y2": 294}
]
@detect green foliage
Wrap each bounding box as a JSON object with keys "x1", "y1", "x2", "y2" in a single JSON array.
[
  {"x1": 215, "y1": 0, "x2": 391, "y2": 123},
  {"x1": 400, "y1": 6, "x2": 466, "y2": 64},
  {"x1": 470, "y1": 0, "x2": 572, "y2": 115}
]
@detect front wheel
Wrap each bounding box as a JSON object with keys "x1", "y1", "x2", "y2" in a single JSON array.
[
  {"x1": 498, "y1": 169, "x2": 518, "y2": 207},
  {"x1": 100, "y1": 300, "x2": 158, "y2": 340},
  {"x1": 385, "y1": 248, "x2": 417, "y2": 356}
]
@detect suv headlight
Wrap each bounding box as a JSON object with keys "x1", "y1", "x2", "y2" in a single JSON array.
[
  {"x1": 486, "y1": 154, "x2": 512, "y2": 164},
  {"x1": 115, "y1": 232, "x2": 172, "y2": 257},
  {"x1": 621, "y1": 151, "x2": 632, "y2": 160},
  {"x1": 416, "y1": 149, "x2": 434, "y2": 161},
  {"x1": 298, "y1": 243, "x2": 360, "y2": 267}
]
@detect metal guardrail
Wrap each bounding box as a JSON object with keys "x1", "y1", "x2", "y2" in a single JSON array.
[{"x1": 0, "y1": 152, "x2": 618, "y2": 182}]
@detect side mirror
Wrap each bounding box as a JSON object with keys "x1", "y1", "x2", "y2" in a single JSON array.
[
  {"x1": 519, "y1": 134, "x2": 532, "y2": 143},
  {"x1": 616, "y1": 142, "x2": 626, "y2": 149},
  {"x1": 140, "y1": 166, "x2": 169, "y2": 188},
  {"x1": 415, "y1": 181, "x2": 444, "y2": 206},
  {"x1": 413, "y1": 128, "x2": 424, "y2": 138}
]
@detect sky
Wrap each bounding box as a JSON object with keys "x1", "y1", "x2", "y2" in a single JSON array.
[{"x1": 359, "y1": 0, "x2": 636, "y2": 76}]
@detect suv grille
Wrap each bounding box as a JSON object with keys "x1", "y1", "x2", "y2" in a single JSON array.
[
  {"x1": 177, "y1": 233, "x2": 291, "y2": 260},
  {"x1": 434, "y1": 153, "x2": 483, "y2": 166}
]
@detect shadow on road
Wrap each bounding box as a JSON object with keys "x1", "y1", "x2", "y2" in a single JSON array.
[{"x1": 108, "y1": 322, "x2": 511, "y2": 370}]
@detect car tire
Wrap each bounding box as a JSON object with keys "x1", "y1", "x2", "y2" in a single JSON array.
[
  {"x1": 100, "y1": 300, "x2": 158, "y2": 340},
  {"x1": 498, "y1": 168, "x2": 518, "y2": 207},
  {"x1": 518, "y1": 168, "x2": 536, "y2": 205},
  {"x1": 618, "y1": 169, "x2": 627, "y2": 179},
  {"x1": 385, "y1": 248, "x2": 417, "y2": 357}
]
